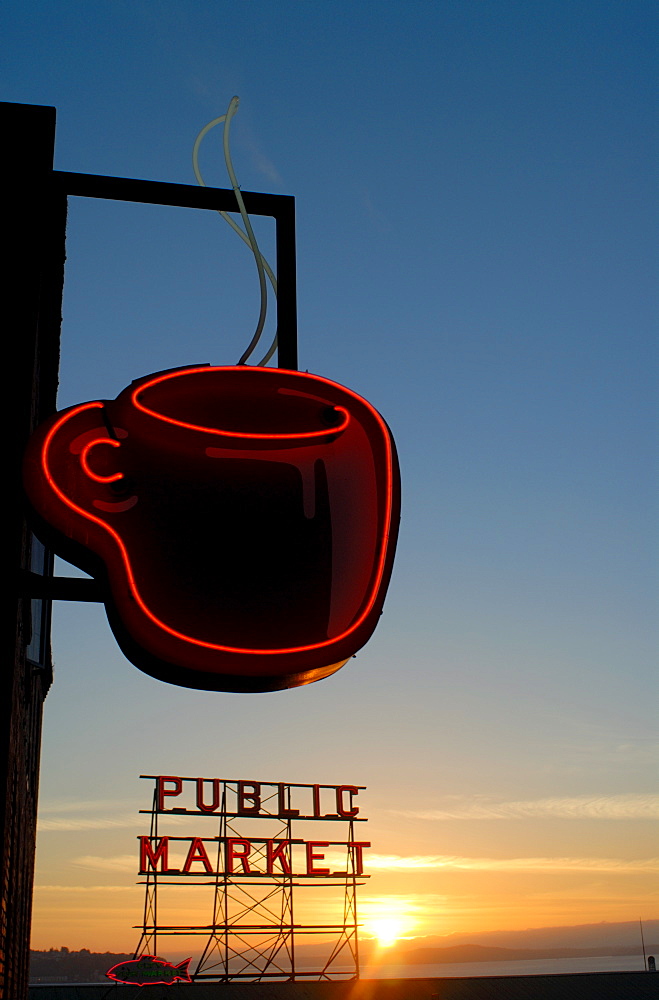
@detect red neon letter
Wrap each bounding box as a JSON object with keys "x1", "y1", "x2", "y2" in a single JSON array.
[
  {"x1": 196, "y1": 778, "x2": 220, "y2": 813},
  {"x1": 306, "y1": 841, "x2": 330, "y2": 876},
  {"x1": 183, "y1": 837, "x2": 214, "y2": 873},
  {"x1": 350, "y1": 841, "x2": 371, "y2": 876},
  {"x1": 139, "y1": 836, "x2": 180, "y2": 873},
  {"x1": 266, "y1": 840, "x2": 292, "y2": 875},
  {"x1": 157, "y1": 776, "x2": 183, "y2": 812},
  {"x1": 312, "y1": 785, "x2": 322, "y2": 817},
  {"x1": 336, "y1": 785, "x2": 359, "y2": 818},
  {"x1": 227, "y1": 838, "x2": 252, "y2": 874},
  {"x1": 277, "y1": 783, "x2": 299, "y2": 818},
  {"x1": 238, "y1": 782, "x2": 261, "y2": 814}
]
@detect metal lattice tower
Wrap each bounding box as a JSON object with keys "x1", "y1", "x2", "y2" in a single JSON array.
[{"x1": 133, "y1": 776, "x2": 369, "y2": 982}]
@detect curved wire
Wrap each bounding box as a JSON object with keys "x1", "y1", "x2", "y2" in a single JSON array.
[
  {"x1": 222, "y1": 98, "x2": 268, "y2": 364},
  {"x1": 192, "y1": 97, "x2": 278, "y2": 366}
]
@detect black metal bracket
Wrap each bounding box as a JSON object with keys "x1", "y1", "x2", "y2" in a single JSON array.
[
  {"x1": 20, "y1": 570, "x2": 104, "y2": 603},
  {"x1": 52, "y1": 170, "x2": 298, "y2": 370},
  {"x1": 21, "y1": 166, "x2": 299, "y2": 601}
]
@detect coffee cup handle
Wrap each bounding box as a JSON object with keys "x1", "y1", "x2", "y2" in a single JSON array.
[{"x1": 79, "y1": 437, "x2": 124, "y2": 484}]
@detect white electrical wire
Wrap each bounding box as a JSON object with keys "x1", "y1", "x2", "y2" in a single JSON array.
[{"x1": 192, "y1": 96, "x2": 278, "y2": 366}]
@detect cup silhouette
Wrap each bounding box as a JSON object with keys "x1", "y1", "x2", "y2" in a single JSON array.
[{"x1": 23, "y1": 366, "x2": 400, "y2": 691}]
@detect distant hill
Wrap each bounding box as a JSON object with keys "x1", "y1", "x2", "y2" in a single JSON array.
[
  {"x1": 30, "y1": 931, "x2": 659, "y2": 982},
  {"x1": 389, "y1": 919, "x2": 659, "y2": 954},
  {"x1": 397, "y1": 942, "x2": 657, "y2": 965},
  {"x1": 30, "y1": 948, "x2": 134, "y2": 984}
]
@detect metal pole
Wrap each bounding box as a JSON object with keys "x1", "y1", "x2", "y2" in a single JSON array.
[{"x1": 275, "y1": 197, "x2": 298, "y2": 370}]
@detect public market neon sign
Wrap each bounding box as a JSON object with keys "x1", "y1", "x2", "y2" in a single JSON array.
[{"x1": 137, "y1": 775, "x2": 370, "y2": 879}]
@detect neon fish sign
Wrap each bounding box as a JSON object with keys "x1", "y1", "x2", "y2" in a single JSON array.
[
  {"x1": 23, "y1": 366, "x2": 400, "y2": 691},
  {"x1": 106, "y1": 955, "x2": 192, "y2": 986}
]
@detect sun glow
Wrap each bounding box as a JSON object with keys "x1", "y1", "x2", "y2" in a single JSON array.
[
  {"x1": 367, "y1": 916, "x2": 407, "y2": 947},
  {"x1": 362, "y1": 896, "x2": 418, "y2": 948}
]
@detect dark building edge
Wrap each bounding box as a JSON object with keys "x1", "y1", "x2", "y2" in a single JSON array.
[{"x1": 1, "y1": 102, "x2": 64, "y2": 1000}]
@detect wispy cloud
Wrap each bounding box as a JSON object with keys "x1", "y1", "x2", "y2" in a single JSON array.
[
  {"x1": 39, "y1": 799, "x2": 136, "y2": 814},
  {"x1": 241, "y1": 129, "x2": 283, "y2": 186},
  {"x1": 367, "y1": 854, "x2": 659, "y2": 873},
  {"x1": 37, "y1": 798, "x2": 190, "y2": 832},
  {"x1": 390, "y1": 793, "x2": 659, "y2": 821},
  {"x1": 38, "y1": 797, "x2": 140, "y2": 831},
  {"x1": 249, "y1": 147, "x2": 283, "y2": 186},
  {"x1": 38, "y1": 816, "x2": 138, "y2": 832},
  {"x1": 73, "y1": 855, "x2": 137, "y2": 873},
  {"x1": 34, "y1": 884, "x2": 135, "y2": 893}
]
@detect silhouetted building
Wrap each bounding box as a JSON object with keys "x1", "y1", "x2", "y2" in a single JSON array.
[{"x1": 1, "y1": 102, "x2": 63, "y2": 1000}]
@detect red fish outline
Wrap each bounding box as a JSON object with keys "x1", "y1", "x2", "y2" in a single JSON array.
[{"x1": 106, "y1": 954, "x2": 192, "y2": 986}]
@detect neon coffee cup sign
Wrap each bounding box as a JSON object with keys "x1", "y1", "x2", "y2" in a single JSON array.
[{"x1": 23, "y1": 366, "x2": 400, "y2": 691}]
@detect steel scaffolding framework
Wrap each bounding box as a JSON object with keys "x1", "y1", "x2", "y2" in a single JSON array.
[{"x1": 133, "y1": 777, "x2": 368, "y2": 982}]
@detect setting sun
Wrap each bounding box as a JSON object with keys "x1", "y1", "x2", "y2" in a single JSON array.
[
  {"x1": 362, "y1": 899, "x2": 417, "y2": 948},
  {"x1": 367, "y1": 917, "x2": 406, "y2": 947}
]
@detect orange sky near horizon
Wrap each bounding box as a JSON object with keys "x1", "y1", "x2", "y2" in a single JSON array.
[{"x1": 31, "y1": 779, "x2": 658, "y2": 954}]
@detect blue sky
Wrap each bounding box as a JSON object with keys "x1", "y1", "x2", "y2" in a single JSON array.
[{"x1": 3, "y1": 0, "x2": 657, "y2": 952}]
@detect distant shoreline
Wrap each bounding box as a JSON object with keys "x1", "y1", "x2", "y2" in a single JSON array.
[
  {"x1": 381, "y1": 943, "x2": 657, "y2": 965},
  {"x1": 30, "y1": 944, "x2": 656, "y2": 985}
]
